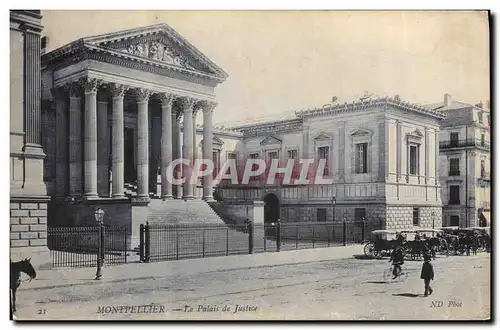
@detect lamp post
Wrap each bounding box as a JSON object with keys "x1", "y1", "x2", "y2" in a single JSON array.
[
  {"x1": 432, "y1": 211, "x2": 435, "y2": 229},
  {"x1": 331, "y1": 197, "x2": 336, "y2": 222},
  {"x1": 94, "y1": 207, "x2": 105, "y2": 280}
]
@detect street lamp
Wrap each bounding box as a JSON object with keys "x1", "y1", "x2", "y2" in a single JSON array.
[
  {"x1": 94, "y1": 208, "x2": 105, "y2": 280},
  {"x1": 432, "y1": 212, "x2": 435, "y2": 229}
]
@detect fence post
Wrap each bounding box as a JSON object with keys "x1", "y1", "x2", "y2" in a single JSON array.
[
  {"x1": 343, "y1": 219, "x2": 347, "y2": 246},
  {"x1": 202, "y1": 229, "x2": 206, "y2": 258},
  {"x1": 276, "y1": 220, "x2": 281, "y2": 252},
  {"x1": 248, "y1": 220, "x2": 254, "y2": 254},
  {"x1": 327, "y1": 224, "x2": 331, "y2": 247},
  {"x1": 226, "y1": 227, "x2": 229, "y2": 256},
  {"x1": 312, "y1": 226, "x2": 315, "y2": 248},
  {"x1": 139, "y1": 224, "x2": 144, "y2": 262},
  {"x1": 361, "y1": 217, "x2": 366, "y2": 243},
  {"x1": 144, "y1": 222, "x2": 150, "y2": 263},
  {"x1": 176, "y1": 227, "x2": 179, "y2": 260}
]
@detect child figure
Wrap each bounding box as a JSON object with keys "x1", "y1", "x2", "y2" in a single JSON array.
[{"x1": 420, "y1": 254, "x2": 434, "y2": 297}]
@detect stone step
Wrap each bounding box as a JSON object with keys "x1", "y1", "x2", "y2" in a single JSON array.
[{"x1": 147, "y1": 199, "x2": 226, "y2": 225}]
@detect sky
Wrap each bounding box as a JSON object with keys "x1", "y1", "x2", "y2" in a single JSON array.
[{"x1": 41, "y1": 10, "x2": 490, "y2": 125}]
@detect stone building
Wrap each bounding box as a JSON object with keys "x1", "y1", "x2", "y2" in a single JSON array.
[
  {"x1": 217, "y1": 96, "x2": 445, "y2": 231},
  {"x1": 10, "y1": 10, "x2": 50, "y2": 266},
  {"x1": 40, "y1": 24, "x2": 237, "y2": 247},
  {"x1": 430, "y1": 94, "x2": 491, "y2": 227}
]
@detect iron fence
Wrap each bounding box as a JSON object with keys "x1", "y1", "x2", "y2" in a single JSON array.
[
  {"x1": 140, "y1": 220, "x2": 373, "y2": 262},
  {"x1": 48, "y1": 226, "x2": 128, "y2": 268}
]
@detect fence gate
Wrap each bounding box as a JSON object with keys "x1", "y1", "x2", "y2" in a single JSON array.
[{"x1": 48, "y1": 226, "x2": 128, "y2": 268}]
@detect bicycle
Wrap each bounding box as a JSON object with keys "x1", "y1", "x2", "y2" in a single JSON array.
[{"x1": 382, "y1": 264, "x2": 409, "y2": 283}]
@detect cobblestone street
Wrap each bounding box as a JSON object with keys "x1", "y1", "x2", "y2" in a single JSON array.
[{"x1": 14, "y1": 248, "x2": 490, "y2": 321}]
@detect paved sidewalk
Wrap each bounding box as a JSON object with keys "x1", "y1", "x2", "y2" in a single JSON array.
[{"x1": 21, "y1": 244, "x2": 365, "y2": 291}]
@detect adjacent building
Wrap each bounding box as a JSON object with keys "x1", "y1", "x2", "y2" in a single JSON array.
[
  {"x1": 431, "y1": 94, "x2": 491, "y2": 227},
  {"x1": 10, "y1": 10, "x2": 50, "y2": 266}
]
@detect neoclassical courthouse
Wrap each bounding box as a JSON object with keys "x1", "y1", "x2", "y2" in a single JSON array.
[{"x1": 11, "y1": 12, "x2": 490, "y2": 263}]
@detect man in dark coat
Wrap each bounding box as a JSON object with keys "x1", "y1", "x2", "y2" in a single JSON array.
[{"x1": 420, "y1": 254, "x2": 434, "y2": 297}]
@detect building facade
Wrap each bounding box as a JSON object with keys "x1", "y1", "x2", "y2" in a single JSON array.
[
  {"x1": 433, "y1": 94, "x2": 491, "y2": 227},
  {"x1": 10, "y1": 10, "x2": 50, "y2": 266},
  {"x1": 216, "y1": 96, "x2": 445, "y2": 231}
]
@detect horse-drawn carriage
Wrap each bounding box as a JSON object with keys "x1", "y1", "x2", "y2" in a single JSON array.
[
  {"x1": 440, "y1": 226, "x2": 490, "y2": 255},
  {"x1": 363, "y1": 229, "x2": 405, "y2": 259},
  {"x1": 400, "y1": 228, "x2": 448, "y2": 260}
]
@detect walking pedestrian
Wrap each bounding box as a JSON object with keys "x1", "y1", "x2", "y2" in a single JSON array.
[{"x1": 420, "y1": 254, "x2": 434, "y2": 297}]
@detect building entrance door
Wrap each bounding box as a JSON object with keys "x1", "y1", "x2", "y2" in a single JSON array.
[{"x1": 124, "y1": 127, "x2": 136, "y2": 183}]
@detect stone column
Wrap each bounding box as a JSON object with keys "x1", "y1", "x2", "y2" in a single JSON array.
[
  {"x1": 97, "y1": 95, "x2": 109, "y2": 197},
  {"x1": 110, "y1": 84, "x2": 127, "y2": 198},
  {"x1": 82, "y1": 78, "x2": 100, "y2": 199},
  {"x1": 202, "y1": 101, "x2": 217, "y2": 200},
  {"x1": 172, "y1": 109, "x2": 183, "y2": 198},
  {"x1": 180, "y1": 97, "x2": 196, "y2": 199},
  {"x1": 396, "y1": 120, "x2": 402, "y2": 182},
  {"x1": 160, "y1": 93, "x2": 174, "y2": 200},
  {"x1": 52, "y1": 87, "x2": 68, "y2": 197},
  {"x1": 68, "y1": 83, "x2": 83, "y2": 196},
  {"x1": 192, "y1": 108, "x2": 199, "y2": 198},
  {"x1": 136, "y1": 89, "x2": 151, "y2": 200}
]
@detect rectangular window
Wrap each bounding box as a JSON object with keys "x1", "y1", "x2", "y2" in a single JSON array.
[
  {"x1": 478, "y1": 112, "x2": 483, "y2": 123},
  {"x1": 481, "y1": 133, "x2": 485, "y2": 146},
  {"x1": 228, "y1": 152, "x2": 237, "y2": 159},
  {"x1": 249, "y1": 153, "x2": 259, "y2": 159},
  {"x1": 287, "y1": 149, "x2": 298, "y2": 159},
  {"x1": 409, "y1": 145, "x2": 419, "y2": 175},
  {"x1": 487, "y1": 114, "x2": 490, "y2": 126},
  {"x1": 481, "y1": 159, "x2": 485, "y2": 177},
  {"x1": 449, "y1": 158, "x2": 460, "y2": 176},
  {"x1": 449, "y1": 185, "x2": 460, "y2": 205},
  {"x1": 354, "y1": 208, "x2": 366, "y2": 222},
  {"x1": 317, "y1": 146, "x2": 329, "y2": 176},
  {"x1": 267, "y1": 151, "x2": 278, "y2": 160},
  {"x1": 412, "y1": 208, "x2": 419, "y2": 226},
  {"x1": 450, "y1": 132, "x2": 459, "y2": 147},
  {"x1": 450, "y1": 215, "x2": 460, "y2": 227},
  {"x1": 317, "y1": 208, "x2": 327, "y2": 222},
  {"x1": 355, "y1": 143, "x2": 368, "y2": 174}
]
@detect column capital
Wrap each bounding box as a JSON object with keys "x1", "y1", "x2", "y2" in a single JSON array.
[
  {"x1": 159, "y1": 93, "x2": 175, "y2": 107},
  {"x1": 178, "y1": 96, "x2": 197, "y2": 113},
  {"x1": 202, "y1": 100, "x2": 218, "y2": 114},
  {"x1": 80, "y1": 77, "x2": 102, "y2": 94},
  {"x1": 173, "y1": 109, "x2": 183, "y2": 122},
  {"x1": 135, "y1": 88, "x2": 152, "y2": 103},
  {"x1": 68, "y1": 82, "x2": 82, "y2": 98},
  {"x1": 109, "y1": 83, "x2": 128, "y2": 99}
]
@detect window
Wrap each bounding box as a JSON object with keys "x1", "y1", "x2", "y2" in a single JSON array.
[
  {"x1": 249, "y1": 153, "x2": 259, "y2": 159},
  {"x1": 355, "y1": 143, "x2": 368, "y2": 174},
  {"x1": 487, "y1": 114, "x2": 490, "y2": 126},
  {"x1": 409, "y1": 145, "x2": 419, "y2": 175},
  {"x1": 478, "y1": 112, "x2": 483, "y2": 124},
  {"x1": 450, "y1": 215, "x2": 460, "y2": 227},
  {"x1": 481, "y1": 159, "x2": 485, "y2": 177},
  {"x1": 449, "y1": 185, "x2": 460, "y2": 205},
  {"x1": 354, "y1": 208, "x2": 366, "y2": 222},
  {"x1": 228, "y1": 153, "x2": 237, "y2": 159},
  {"x1": 267, "y1": 151, "x2": 278, "y2": 161},
  {"x1": 287, "y1": 149, "x2": 298, "y2": 159},
  {"x1": 317, "y1": 208, "x2": 327, "y2": 222},
  {"x1": 450, "y1": 132, "x2": 459, "y2": 147},
  {"x1": 412, "y1": 208, "x2": 419, "y2": 226},
  {"x1": 481, "y1": 133, "x2": 485, "y2": 146},
  {"x1": 317, "y1": 146, "x2": 329, "y2": 176},
  {"x1": 449, "y1": 158, "x2": 460, "y2": 176}
]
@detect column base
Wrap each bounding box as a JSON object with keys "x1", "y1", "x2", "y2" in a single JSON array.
[
  {"x1": 161, "y1": 195, "x2": 173, "y2": 201},
  {"x1": 82, "y1": 194, "x2": 99, "y2": 200},
  {"x1": 112, "y1": 194, "x2": 128, "y2": 200},
  {"x1": 202, "y1": 196, "x2": 214, "y2": 201},
  {"x1": 131, "y1": 196, "x2": 151, "y2": 206},
  {"x1": 183, "y1": 196, "x2": 194, "y2": 200}
]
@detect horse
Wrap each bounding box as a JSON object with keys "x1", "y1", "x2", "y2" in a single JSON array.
[{"x1": 10, "y1": 258, "x2": 37, "y2": 313}]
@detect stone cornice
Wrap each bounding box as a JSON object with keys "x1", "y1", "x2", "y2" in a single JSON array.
[
  {"x1": 295, "y1": 96, "x2": 446, "y2": 120},
  {"x1": 10, "y1": 10, "x2": 43, "y2": 33},
  {"x1": 229, "y1": 118, "x2": 303, "y2": 137}
]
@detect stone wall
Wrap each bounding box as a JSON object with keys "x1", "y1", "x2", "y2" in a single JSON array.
[
  {"x1": 10, "y1": 198, "x2": 49, "y2": 266},
  {"x1": 385, "y1": 205, "x2": 442, "y2": 229}
]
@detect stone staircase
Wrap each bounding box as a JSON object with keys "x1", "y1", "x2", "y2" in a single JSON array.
[
  {"x1": 147, "y1": 199, "x2": 229, "y2": 225},
  {"x1": 208, "y1": 202, "x2": 238, "y2": 226}
]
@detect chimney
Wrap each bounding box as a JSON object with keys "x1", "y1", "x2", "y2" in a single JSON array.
[{"x1": 444, "y1": 93, "x2": 452, "y2": 106}]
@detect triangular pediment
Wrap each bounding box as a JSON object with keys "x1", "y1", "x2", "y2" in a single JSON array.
[
  {"x1": 213, "y1": 136, "x2": 224, "y2": 146},
  {"x1": 408, "y1": 129, "x2": 423, "y2": 138},
  {"x1": 82, "y1": 24, "x2": 228, "y2": 80},
  {"x1": 350, "y1": 128, "x2": 372, "y2": 137},
  {"x1": 260, "y1": 136, "x2": 282, "y2": 146},
  {"x1": 313, "y1": 132, "x2": 332, "y2": 141}
]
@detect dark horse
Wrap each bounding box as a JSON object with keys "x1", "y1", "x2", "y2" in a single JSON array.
[{"x1": 10, "y1": 258, "x2": 37, "y2": 314}]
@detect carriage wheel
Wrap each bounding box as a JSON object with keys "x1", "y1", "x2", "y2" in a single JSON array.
[{"x1": 364, "y1": 243, "x2": 375, "y2": 257}]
